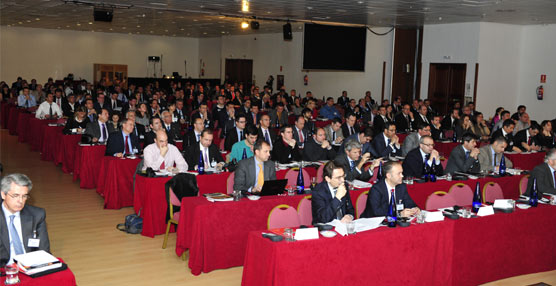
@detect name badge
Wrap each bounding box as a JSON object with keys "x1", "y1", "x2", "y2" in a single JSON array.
[
  {"x1": 139, "y1": 135, "x2": 145, "y2": 139},
  {"x1": 28, "y1": 238, "x2": 40, "y2": 248},
  {"x1": 396, "y1": 203, "x2": 404, "y2": 211}
]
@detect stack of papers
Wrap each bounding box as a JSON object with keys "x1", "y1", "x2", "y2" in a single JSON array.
[
  {"x1": 15, "y1": 250, "x2": 62, "y2": 275},
  {"x1": 204, "y1": 193, "x2": 233, "y2": 202},
  {"x1": 349, "y1": 180, "x2": 373, "y2": 189},
  {"x1": 328, "y1": 217, "x2": 384, "y2": 236}
]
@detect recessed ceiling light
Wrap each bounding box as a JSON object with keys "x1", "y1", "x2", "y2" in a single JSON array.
[
  {"x1": 221, "y1": 31, "x2": 226, "y2": 34},
  {"x1": 150, "y1": 31, "x2": 153, "y2": 33},
  {"x1": 180, "y1": 28, "x2": 184, "y2": 31},
  {"x1": 164, "y1": 29, "x2": 168, "y2": 32},
  {"x1": 157, "y1": 11, "x2": 163, "y2": 14},
  {"x1": 35, "y1": 18, "x2": 40, "y2": 21},
  {"x1": 137, "y1": 25, "x2": 141, "y2": 28},
  {"x1": 199, "y1": 5, "x2": 204, "y2": 8},
  {"x1": 203, "y1": 32, "x2": 207, "y2": 34},
  {"x1": 150, "y1": 2, "x2": 167, "y2": 6},
  {"x1": 88, "y1": 22, "x2": 93, "y2": 25},
  {"x1": 122, "y1": 27, "x2": 126, "y2": 29},
  {"x1": 76, "y1": 23, "x2": 81, "y2": 26},
  {"x1": 18, "y1": 21, "x2": 23, "y2": 24},
  {"x1": 357, "y1": 1, "x2": 364, "y2": 4},
  {"x1": 266, "y1": 11, "x2": 271, "y2": 14},
  {"x1": 438, "y1": 16, "x2": 442, "y2": 20},
  {"x1": 218, "y1": 16, "x2": 225, "y2": 19},
  {"x1": 66, "y1": 25, "x2": 70, "y2": 28},
  {"x1": 307, "y1": 6, "x2": 313, "y2": 10},
  {"x1": 26, "y1": 20, "x2": 31, "y2": 23},
  {"x1": 193, "y1": 19, "x2": 198, "y2": 22},
  {"x1": 109, "y1": 28, "x2": 113, "y2": 31}
]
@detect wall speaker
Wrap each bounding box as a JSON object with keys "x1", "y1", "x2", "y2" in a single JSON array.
[
  {"x1": 93, "y1": 8, "x2": 113, "y2": 22},
  {"x1": 148, "y1": 56, "x2": 160, "y2": 62},
  {"x1": 283, "y1": 23, "x2": 292, "y2": 40},
  {"x1": 251, "y1": 21, "x2": 260, "y2": 30}
]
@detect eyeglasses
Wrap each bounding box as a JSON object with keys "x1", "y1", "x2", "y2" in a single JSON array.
[
  {"x1": 237, "y1": 121, "x2": 246, "y2": 124},
  {"x1": 421, "y1": 143, "x2": 435, "y2": 147},
  {"x1": 6, "y1": 193, "x2": 31, "y2": 200},
  {"x1": 332, "y1": 175, "x2": 346, "y2": 180}
]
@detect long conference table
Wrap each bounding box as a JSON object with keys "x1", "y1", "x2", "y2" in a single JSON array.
[
  {"x1": 174, "y1": 174, "x2": 525, "y2": 275},
  {"x1": 242, "y1": 204, "x2": 556, "y2": 286}
]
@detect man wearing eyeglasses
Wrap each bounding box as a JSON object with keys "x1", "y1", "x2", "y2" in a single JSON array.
[
  {"x1": 1, "y1": 174, "x2": 50, "y2": 267},
  {"x1": 402, "y1": 135, "x2": 444, "y2": 178},
  {"x1": 311, "y1": 161, "x2": 355, "y2": 225}
]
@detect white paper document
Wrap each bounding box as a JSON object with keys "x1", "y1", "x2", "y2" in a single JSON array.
[
  {"x1": 350, "y1": 180, "x2": 373, "y2": 189},
  {"x1": 493, "y1": 199, "x2": 513, "y2": 209},
  {"x1": 424, "y1": 211, "x2": 445, "y2": 222},
  {"x1": 352, "y1": 217, "x2": 385, "y2": 232},
  {"x1": 477, "y1": 205, "x2": 495, "y2": 217},
  {"x1": 294, "y1": 227, "x2": 319, "y2": 240}
]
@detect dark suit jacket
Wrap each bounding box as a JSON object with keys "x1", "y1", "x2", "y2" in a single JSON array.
[
  {"x1": 258, "y1": 128, "x2": 277, "y2": 147},
  {"x1": 85, "y1": 120, "x2": 116, "y2": 141},
  {"x1": 93, "y1": 101, "x2": 111, "y2": 114},
  {"x1": 337, "y1": 96, "x2": 350, "y2": 107},
  {"x1": 174, "y1": 108, "x2": 188, "y2": 123},
  {"x1": 63, "y1": 117, "x2": 90, "y2": 134},
  {"x1": 430, "y1": 125, "x2": 442, "y2": 141},
  {"x1": 414, "y1": 114, "x2": 431, "y2": 129},
  {"x1": 131, "y1": 123, "x2": 146, "y2": 141},
  {"x1": 184, "y1": 143, "x2": 224, "y2": 171},
  {"x1": 62, "y1": 102, "x2": 77, "y2": 118},
  {"x1": 526, "y1": 163, "x2": 556, "y2": 196},
  {"x1": 233, "y1": 157, "x2": 277, "y2": 191},
  {"x1": 341, "y1": 123, "x2": 358, "y2": 138},
  {"x1": 402, "y1": 148, "x2": 444, "y2": 178},
  {"x1": 183, "y1": 130, "x2": 201, "y2": 148},
  {"x1": 245, "y1": 112, "x2": 261, "y2": 127},
  {"x1": 395, "y1": 113, "x2": 413, "y2": 132},
  {"x1": 513, "y1": 129, "x2": 540, "y2": 151},
  {"x1": 311, "y1": 181, "x2": 355, "y2": 225},
  {"x1": 224, "y1": 127, "x2": 245, "y2": 151},
  {"x1": 302, "y1": 137, "x2": 336, "y2": 162},
  {"x1": 370, "y1": 134, "x2": 402, "y2": 158},
  {"x1": 268, "y1": 109, "x2": 288, "y2": 127},
  {"x1": 490, "y1": 129, "x2": 515, "y2": 152},
  {"x1": 362, "y1": 181, "x2": 417, "y2": 218},
  {"x1": 144, "y1": 130, "x2": 175, "y2": 147},
  {"x1": 444, "y1": 145, "x2": 480, "y2": 174},
  {"x1": 0, "y1": 205, "x2": 50, "y2": 267},
  {"x1": 334, "y1": 154, "x2": 372, "y2": 182},
  {"x1": 292, "y1": 126, "x2": 309, "y2": 147},
  {"x1": 372, "y1": 115, "x2": 388, "y2": 135},
  {"x1": 441, "y1": 116, "x2": 458, "y2": 131},
  {"x1": 271, "y1": 138, "x2": 302, "y2": 164},
  {"x1": 191, "y1": 111, "x2": 213, "y2": 129},
  {"x1": 162, "y1": 122, "x2": 182, "y2": 141},
  {"x1": 339, "y1": 133, "x2": 376, "y2": 156},
  {"x1": 105, "y1": 131, "x2": 141, "y2": 156}
]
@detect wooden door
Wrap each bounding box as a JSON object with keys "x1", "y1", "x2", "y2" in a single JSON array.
[
  {"x1": 427, "y1": 63, "x2": 466, "y2": 115},
  {"x1": 225, "y1": 59, "x2": 253, "y2": 87},
  {"x1": 391, "y1": 28, "x2": 422, "y2": 104},
  {"x1": 94, "y1": 64, "x2": 128, "y2": 87}
]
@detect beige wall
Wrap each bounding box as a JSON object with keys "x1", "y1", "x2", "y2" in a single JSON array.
[{"x1": 0, "y1": 26, "x2": 200, "y2": 84}]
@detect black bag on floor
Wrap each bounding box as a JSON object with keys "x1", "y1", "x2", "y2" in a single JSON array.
[{"x1": 117, "y1": 210, "x2": 143, "y2": 234}]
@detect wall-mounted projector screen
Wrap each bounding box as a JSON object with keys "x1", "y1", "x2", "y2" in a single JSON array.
[{"x1": 303, "y1": 24, "x2": 367, "y2": 71}]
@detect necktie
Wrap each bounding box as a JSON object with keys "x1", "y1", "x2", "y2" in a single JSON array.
[
  {"x1": 332, "y1": 130, "x2": 336, "y2": 142},
  {"x1": 299, "y1": 129, "x2": 304, "y2": 143},
  {"x1": 240, "y1": 130, "x2": 243, "y2": 139},
  {"x1": 265, "y1": 130, "x2": 271, "y2": 144},
  {"x1": 350, "y1": 160, "x2": 355, "y2": 171},
  {"x1": 493, "y1": 153, "x2": 497, "y2": 166},
  {"x1": 257, "y1": 163, "x2": 264, "y2": 188},
  {"x1": 527, "y1": 136, "x2": 532, "y2": 145},
  {"x1": 204, "y1": 149, "x2": 210, "y2": 169},
  {"x1": 332, "y1": 188, "x2": 343, "y2": 219},
  {"x1": 197, "y1": 134, "x2": 201, "y2": 142},
  {"x1": 465, "y1": 151, "x2": 470, "y2": 159},
  {"x1": 113, "y1": 100, "x2": 116, "y2": 109},
  {"x1": 253, "y1": 114, "x2": 257, "y2": 124},
  {"x1": 49, "y1": 103, "x2": 53, "y2": 118},
  {"x1": 350, "y1": 126, "x2": 355, "y2": 135},
  {"x1": 553, "y1": 171, "x2": 556, "y2": 188},
  {"x1": 26, "y1": 99, "x2": 29, "y2": 108},
  {"x1": 101, "y1": 123, "x2": 107, "y2": 141},
  {"x1": 391, "y1": 189, "x2": 396, "y2": 204},
  {"x1": 89, "y1": 114, "x2": 94, "y2": 122},
  {"x1": 160, "y1": 161, "x2": 165, "y2": 170},
  {"x1": 125, "y1": 135, "x2": 130, "y2": 154},
  {"x1": 424, "y1": 154, "x2": 430, "y2": 164},
  {"x1": 166, "y1": 125, "x2": 170, "y2": 132},
  {"x1": 9, "y1": 215, "x2": 24, "y2": 255},
  {"x1": 387, "y1": 138, "x2": 391, "y2": 146}
]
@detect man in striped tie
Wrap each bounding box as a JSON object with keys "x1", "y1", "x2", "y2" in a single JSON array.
[{"x1": 0, "y1": 173, "x2": 50, "y2": 267}]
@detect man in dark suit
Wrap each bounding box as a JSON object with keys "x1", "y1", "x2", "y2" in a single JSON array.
[
  {"x1": 105, "y1": 118, "x2": 141, "y2": 157},
  {"x1": 490, "y1": 119, "x2": 520, "y2": 152},
  {"x1": 93, "y1": 93, "x2": 111, "y2": 114},
  {"x1": 336, "y1": 91, "x2": 350, "y2": 107},
  {"x1": 1, "y1": 174, "x2": 50, "y2": 267},
  {"x1": 62, "y1": 94, "x2": 78, "y2": 118},
  {"x1": 107, "y1": 92, "x2": 123, "y2": 113},
  {"x1": 311, "y1": 161, "x2": 355, "y2": 225},
  {"x1": 339, "y1": 128, "x2": 376, "y2": 156},
  {"x1": 394, "y1": 104, "x2": 415, "y2": 133},
  {"x1": 362, "y1": 161, "x2": 420, "y2": 218},
  {"x1": 174, "y1": 99, "x2": 188, "y2": 125},
  {"x1": 370, "y1": 122, "x2": 402, "y2": 158},
  {"x1": 183, "y1": 117, "x2": 204, "y2": 148},
  {"x1": 445, "y1": 133, "x2": 481, "y2": 174},
  {"x1": 441, "y1": 109, "x2": 460, "y2": 131},
  {"x1": 342, "y1": 113, "x2": 359, "y2": 138},
  {"x1": 430, "y1": 116, "x2": 443, "y2": 141},
  {"x1": 513, "y1": 122, "x2": 542, "y2": 152},
  {"x1": 413, "y1": 105, "x2": 431, "y2": 128},
  {"x1": 334, "y1": 140, "x2": 381, "y2": 182},
  {"x1": 84, "y1": 98, "x2": 98, "y2": 123},
  {"x1": 268, "y1": 103, "x2": 288, "y2": 128},
  {"x1": 272, "y1": 126, "x2": 302, "y2": 164},
  {"x1": 224, "y1": 114, "x2": 247, "y2": 151},
  {"x1": 190, "y1": 103, "x2": 213, "y2": 129},
  {"x1": 372, "y1": 106, "x2": 390, "y2": 135},
  {"x1": 184, "y1": 129, "x2": 225, "y2": 171},
  {"x1": 85, "y1": 108, "x2": 115, "y2": 143},
  {"x1": 302, "y1": 128, "x2": 337, "y2": 162},
  {"x1": 245, "y1": 104, "x2": 260, "y2": 127},
  {"x1": 233, "y1": 141, "x2": 276, "y2": 193},
  {"x1": 292, "y1": 115, "x2": 308, "y2": 148},
  {"x1": 401, "y1": 123, "x2": 431, "y2": 156},
  {"x1": 124, "y1": 111, "x2": 146, "y2": 142},
  {"x1": 526, "y1": 148, "x2": 556, "y2": 196},
  {"x1": 402, "y1": 135, "x2": 444, "y2": 178},
  {"x1": 144, "y1": 117, "x2": 175, "y2": 146},
  {"x1": 161, "y1": 110, "x2": 182, "y2": 142},
  {"x1": 257, "y1": 114, "x2": 276, "y2": 150}
]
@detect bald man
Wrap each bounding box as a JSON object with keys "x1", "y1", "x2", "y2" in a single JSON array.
[{"x1": 143, "y1": 130, "x2": 188, "y2": 172}]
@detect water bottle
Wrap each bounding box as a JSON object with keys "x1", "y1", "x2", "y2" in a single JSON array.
[
  {"x1": 198, "y1": 152, "x2": 205, "y2": 175},
  {"x1": 242, "y1": 148, "x2": 247, "y2": 160},
  {"x1": 452, "y1": 130, "x2": 457, "y2": 143},
  {"x1": 387, "y1": 193, "x2": 397, "y2": 228},
  {"x1": 296, "y1": 162, "x2": 305, "y2": 194},
  {"x1": 529, "y1": 178, "x2": 539, "y2": 207},
  {"x1": 430, "y1": 158, "x2": 437, "y2": 182},
  {"x1": 472, "y1": 182, "x2": 481, "y2": 213},
  {"x1": 499, "y1": 154, "x2": 506, "y2": 176},
  {"x1": 375, "y1": 161, "x2": 383, "y2": 183},
  {"x1": 422, "y1": 159, "x2": 430, "y2": 182}
]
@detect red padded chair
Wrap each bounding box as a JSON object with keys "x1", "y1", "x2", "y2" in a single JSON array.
[
  {"x1": 297, "y1": 195, "x2": 313, "y2": 226},
  {"x1": 425, "y1": 191, "x2": 457, "y2": 210},
  {"x1": 284, "y1": 168, "x2": 311, "y2": 188},
  {"x1": 448, "y1": 183, "x2": 473, "y2": 206},
  {"x1": 482, "y1": 182, "x2": 504, "y2": 203},
  {"x1": 316, "y1": 164, "x2": 325, "y2": 183},
  {"x1": 163, "y1": 188, "x2": 182, "y2": 257},
  {"x1": 267, "y1": 204, "x2": 301, "y2": 229},
  {"x1": 226, "y1": 172, "x2": 235, "y2": 195},
  {"x1": 355, "y1": 191, "x2": 369, "y2": 219},
  {"x1": 519, "y1": 175, "x2": 530, "y2": 195}
]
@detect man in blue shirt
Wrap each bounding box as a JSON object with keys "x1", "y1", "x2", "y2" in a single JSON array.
[
  {"x1": 230, "y1": 125, "x2": 259, "y2": 162},
  {"x1": 17, "y1": 87, "x2": 37, "y2": 108},
  {"x1": 319, "y1": 97, "x2": 341, "y2": 120}
]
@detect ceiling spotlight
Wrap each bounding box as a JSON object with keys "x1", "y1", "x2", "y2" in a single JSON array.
[
  {"x1": 241, "y1": 21, "x2": 249, "y2": 29},
  {"x1": 242, "y1": 0, "x2": 249, "y2": 12}
]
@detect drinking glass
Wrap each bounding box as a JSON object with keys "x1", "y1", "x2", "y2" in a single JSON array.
[
  {"x1": 284, "y1": 228, "x2": 295, "y2": 242},
  {"x1": 310, "y1": 177, "x2": 317, "y2": 189},
  {"x1": 416, "y1": 212, "x2": 427, "y2": 224},
  {"x1": 346, "y1": 222, "x2": 356, "y2": 235},
  {"x1": 4, "y1": 263, "x2": 19, "y2": 285},
  {"x1": 232, "y1": 190, "x2": 242, "y2": 201}
]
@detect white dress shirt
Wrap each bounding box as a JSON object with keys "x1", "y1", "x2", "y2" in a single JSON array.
[
  {"x1": 35, "y1": 101, "x2": 63, "y2": 119},
  {"x1": 2, "y1": 203, "x2": 25, "y2": 265},
  {"x1": 142, "y1": 143, "x2": 188, "y2": 172}
]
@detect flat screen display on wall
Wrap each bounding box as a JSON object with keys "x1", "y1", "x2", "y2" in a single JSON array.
[{"x1": 303, "y1": 24, "x2": 366, "y2": 71}]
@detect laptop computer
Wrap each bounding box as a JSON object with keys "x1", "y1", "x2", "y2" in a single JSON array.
[{"x1": 259, "y1": 179, "x2": 288, "y2": 196}]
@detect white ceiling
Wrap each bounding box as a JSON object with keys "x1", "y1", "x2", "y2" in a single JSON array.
[{"x1": 2, "y1": 0, "x2": 556, "y2": 37}]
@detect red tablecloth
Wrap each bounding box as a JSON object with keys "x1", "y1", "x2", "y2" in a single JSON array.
[
  {"x1": 196, "y1": 172, "x2": 231, "y2": 196},
  {"x1": 7, "y1": 106, "x2": 20, "y2": 135},
  {"x1": 96, "y1": 156, "x2": 141, "y2": 209},
  {"x1": 17, "y1": 112, "x2": 32, "y2": 142},
  {"x1": 73, "y1": 145, "x2": 107, "y2": 189},
  {"x1": 134, "y1": 175, "x2": 173, "y2": 237},
  {"x1": 29, "y1": 118, "x2": 56, "y2": 152},
  {"x1": 505, "y1": 151, "x2": 546, "y2": 170},
  {"x1": 0, "y1": 259, "x2": 76, "y2": 286},
  {"x1": 242, "y1": 205, "x2": 556, "y2": 286},
  {"x1": 40, "y1": 126, "x2": 63, "y2": 161},
  {"x1": 174, "y1": 175, "x2": 523, "y2": 275},
  {"x1": 1, "y1": 102, "x2": 12, "y2": 129},
  {"x1": 435, "y1": 141, "x2": 460, "y2": 157},
  {"x1": 61, "y1": 135, "x2": 82, "y2": 173}
]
